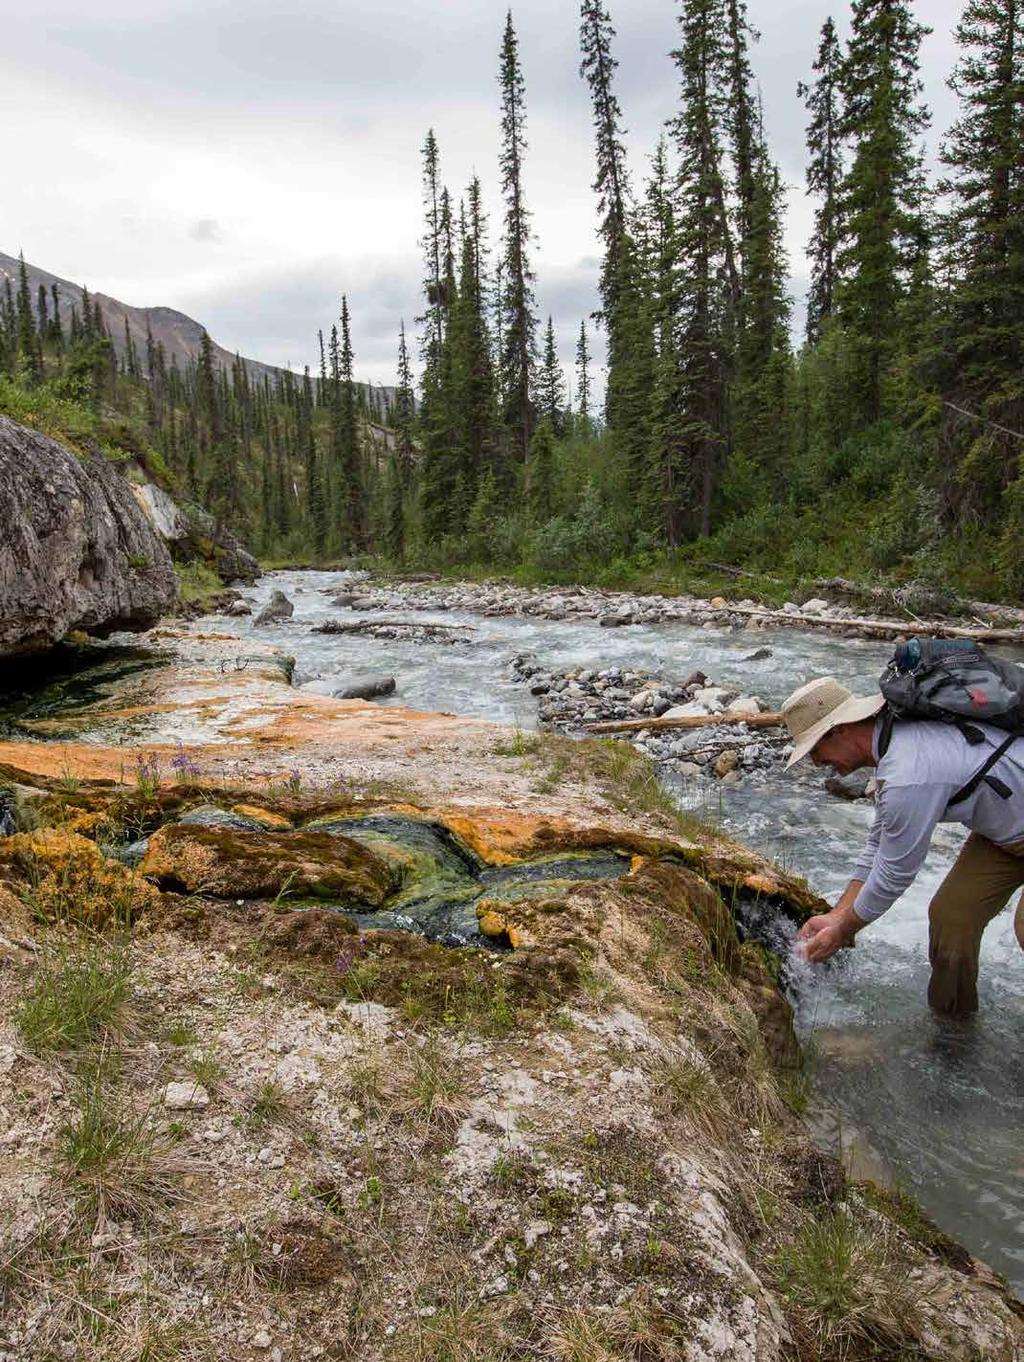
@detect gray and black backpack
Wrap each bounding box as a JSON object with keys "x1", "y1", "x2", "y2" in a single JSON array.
[{"x1": 878, "y1": 638, "x2": 1024, "y2": 805}]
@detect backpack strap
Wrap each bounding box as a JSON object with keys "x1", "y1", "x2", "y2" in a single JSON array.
[
  {"x1": 877, "y1": 706, "x2": 896, "y2": 758},
  {"x1": 949, "y1": 733, "x2": 1020, "y2": 806}
]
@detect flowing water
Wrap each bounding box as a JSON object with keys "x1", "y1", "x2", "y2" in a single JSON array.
[{"x1": 9, "y1": 568, "x2": 1024, "y2": 1291}]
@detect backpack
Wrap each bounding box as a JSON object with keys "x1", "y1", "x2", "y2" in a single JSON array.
[{"x1": 878, "y1": 637, "x2": 1024, "y2": 805}]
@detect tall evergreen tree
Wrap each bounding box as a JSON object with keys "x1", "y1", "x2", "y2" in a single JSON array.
[
  {"x1": 670, "y1": 0, "x2": 736, "y2": 536},
  {"x1": 938, "y1": 0, "x2": 1024, "y2": 567},
  {"x1": 579, "y1": 0, "x2": 631, "y2": 316},
  {"x1": 301, "y1": 365, "x2": 327, "y2": 556},
  {"x1": 725, "y1": 0, "x2": 758, "y2": 258},
  {"x1": 16, "y1": 253, "x2": 41, "y2": 382},
  {"x1": 538, "y1": 317, "x2": 567, "y2": 434},
  {"x1": 498, "y1": 10, "x2": 538, "y2": 463},
  {"x1": 575, "y1": 321, "x2": 593, "y2": 430},
  {"x1": 799, "y1": 18, "x2": 845, "y2": 343},
  {"x1": 450, "y1": 190, "x2": 500, "y2": 489},
  {"x1": 197, "y1": 330, "x2": 233, "y2": 517},
  {"x1": 527, "y1": 416, "x2": 556, "y2": 522},
  {"x1": 393, "y1": 320, "x2": 417, "y2": 481},
  {"x1": 333, "y1": 297, "x2": 365, "y2": 551},
  {"x1": 643, "y1": 136, "x2": 687, "y2": 546},
  {"x1": 940, "y1": 0, "x2": 1024, "y2": 398},
  {"x1": 837, "y1": 0, "x2": 931, "y2": 419},
  {"x1": 418, "y1": 129, "x2": 446, "y2": 373}
]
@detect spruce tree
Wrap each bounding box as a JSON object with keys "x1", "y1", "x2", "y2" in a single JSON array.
[
  {"x1": 197, "y1": 330, "x2": 234, "y2": 519},
  {"x1": 394, "y1": 320, "x2": 417, "y2": 481},
  {"x1": 670, "y1": 0, "x2": 736, "y2": 536},
  {"x1": 731, "y1": 137, "x2": 792, "y2": 502},
  {"x1": 385, "y1": 452, "x2": 406, "y2": 562},
  {"x1": 939, "y1": 0, "x2": 1024, "y2": 563},
  {"x1": 527, "y1": 416, "x2": 556, "y2": 522},
  {"x1": 837, "y1": 0, "x2": 931, "y2": 419},
  {"x1": 579, "y1": 0, "x2": 631, "y2": 316},
  {"x1": 301, "y1": 366, "x2": 327, "y2": 556},
  {"x1": 334, "y1": 297, "x2": 365, "y2": 552},
  {"x1": 498, "y1": 10, "x2": 538, "y2": 463},
  {"x1": 50, "y1": 284, "x2": 63, "y2": 349},
  {"x1": 940, "y1": 0, "x2": 1024, "y2": 396},
  {"x1": 1, "y1": 277, "x2": 16, "y2": 373},
  {"x1": 604, "y1": 232, "x2": 656, "y2": 519},
  {"x1": 725, "y1": 0, "x2": 758, "y2": 257},
  {"x1": 418, "y1": 130, "x2": 446, "y2": 374},
  {"x1": 450, "y1": 189, "x2": 500, "y2": 491},
  {"x1": 36, "y1": 285, "x2": 49, "y2": 341},
  {"x1": 16, "y1": 253, "x2": 41, "y2": 382},
  {"x1": 538, "y1": 317, "x2": 567, "y2": 434},
  {"x1": 575, "y1": 321, "x2": 593, "y2": 431},
  {"x1": 799, "y1": 17, "x2": 845, "y2": 344},
  {"x1": 644, "y1": 136, "x2": 687, "y2": 545}
]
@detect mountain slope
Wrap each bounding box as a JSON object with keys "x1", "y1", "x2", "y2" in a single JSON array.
[{"x1": 0, "y1": 251, "x2": 394, "y2": 406}]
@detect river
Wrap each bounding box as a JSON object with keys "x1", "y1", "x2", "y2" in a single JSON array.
[{"x1": 15, "y1": 567, "x2": 1024, "y2": 1292}]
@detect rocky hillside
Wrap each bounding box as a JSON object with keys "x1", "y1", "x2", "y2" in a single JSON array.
[
  {"x1": 0, "y1": 251, "x2": 396, "y2": 407},
  {"x1": 0, "y1": 631, "x2": 1020, "y2": 1360}
]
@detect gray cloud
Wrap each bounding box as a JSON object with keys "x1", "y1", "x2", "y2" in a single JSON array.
[
  {"x1": 2, "y1": 0, "x2": 961, "y2": 392},
  {"x1": 188, "y1": 218, "x2": 223, "y2": 243}
]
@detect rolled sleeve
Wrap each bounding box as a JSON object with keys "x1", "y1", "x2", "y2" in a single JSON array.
[{"x1": 853, "y1": 782, "x2": 956, "y2": 922}]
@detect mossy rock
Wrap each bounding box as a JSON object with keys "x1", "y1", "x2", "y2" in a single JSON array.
[
  {"x1": 0, "y1": 828, "x2": 157, "y2": 926},
  {"x1": 140, "y1": 824, "x2": 397, "y2": 903}
]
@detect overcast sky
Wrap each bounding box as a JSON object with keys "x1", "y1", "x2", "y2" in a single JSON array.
[{"x1": 1, "y1": 0, "x2": 960, "y2": 388}]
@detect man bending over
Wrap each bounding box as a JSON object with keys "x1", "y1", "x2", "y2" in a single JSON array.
[{"x1": 781, "y1": 677, "x2": 1024, "y2": 1014}]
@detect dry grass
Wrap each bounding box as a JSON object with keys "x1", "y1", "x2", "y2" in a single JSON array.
[
  {"x1": 54, "y1": 1052, "x2": 185, "y2": 1224},
  {"x1": 770, "y1": 1207, "x2": 927, "y2": 1358},
  {"x1": 397, "y1": 1035, "x2": 469, "y2": 1134},
  {"x1": 549, "y1": 1294, "x2": 690, "y2": 1362}
]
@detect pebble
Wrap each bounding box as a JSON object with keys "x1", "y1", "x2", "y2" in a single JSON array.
[
  {"x1": 163, "y1": 1082, "x2": 209, "y2": 1111},
  {"x1": 252, "y1": 1329, "x2": 272, "y2": 1350}
]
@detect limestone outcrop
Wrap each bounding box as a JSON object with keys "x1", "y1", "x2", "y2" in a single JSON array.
[
  {"x1": 0, "y1": 415, "x2": 178, "y2": 655},
  {"x1": 132, "y1": 484, "x2": 260, "y2": 585}
]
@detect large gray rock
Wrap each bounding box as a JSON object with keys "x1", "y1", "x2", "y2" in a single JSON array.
[
  {"x1": 254, "y1": 590, "x2": 294, "y2": 626},
  {"x1": 0, "y1": 416, "x2": 178, "y2": 656},
  {"x1": 151, "y1": 496, "x2": 260, "y2": 585}
]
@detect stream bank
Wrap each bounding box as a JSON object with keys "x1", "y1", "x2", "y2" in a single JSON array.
[
  {"x1": 0, "y1": 628, "x2": 1022, "y2": 1359},
  {"x1": 170, "y1": 570, "x2": 1024, "y2": 1297}
]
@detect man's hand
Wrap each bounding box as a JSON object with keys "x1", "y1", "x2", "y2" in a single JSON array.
[{"x1": 798, "y1": 892, "x2": 868, "y2": 964}]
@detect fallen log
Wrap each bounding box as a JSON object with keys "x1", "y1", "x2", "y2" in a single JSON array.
[
  {"x1": 707, "y1": 561, "x2": 783, "y2": 584},
  {"x1": 723, "y1": 603, "x2": 1024, "y2": 645},
  {"x1": 585, "y1": 711, "x2": 785, "y2": 735},
  {"x1": 314, "y1": 617, "x2": 475, "y2": 635}
]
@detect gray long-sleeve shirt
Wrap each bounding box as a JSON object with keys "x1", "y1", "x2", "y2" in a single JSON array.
[{"x1": 852, "y1": 718, "x2": 1024, "y2": 921}]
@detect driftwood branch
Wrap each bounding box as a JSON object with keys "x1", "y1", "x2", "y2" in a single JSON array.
[
  {"x1": 727, "y1": 602, "x2": 1024, "y2": 644},
  {"x1": 316, "y1": 618, "x2": 475, "y2": 635},
  {"x1": 708, "y1": 561, "x2": 783, "y2": 584},
  {"x1": 585, "y1": 712, "x2": 785, "y2": 735}
]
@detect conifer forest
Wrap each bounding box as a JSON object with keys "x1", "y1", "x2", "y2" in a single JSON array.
[{"x1": 2, "y1": 0, "x2": 1022, "y2": 602}]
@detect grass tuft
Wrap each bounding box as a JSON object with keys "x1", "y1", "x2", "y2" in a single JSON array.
[
  {"x1": 771, "y1": 1207, "x2": 922, "y2": 1354},
  {"x1": 55, "y1": 1055, "x2": 181, "y2": 1221},
  {"x1": 15, "y1": 938, "x2": 135, "y2": 1055},
  {"x1": 400, "y1": 1036, "x2": 468, "y2": 1133}
]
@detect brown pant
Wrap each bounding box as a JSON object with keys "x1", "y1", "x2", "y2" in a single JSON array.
[{"x1": 928, "y1": 834, "x2": 1024, "y2": 1014}]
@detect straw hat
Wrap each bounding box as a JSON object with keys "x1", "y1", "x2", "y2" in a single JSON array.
[{"x1": 782, "y1": 677, "x2": 884, "y2": 770}]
